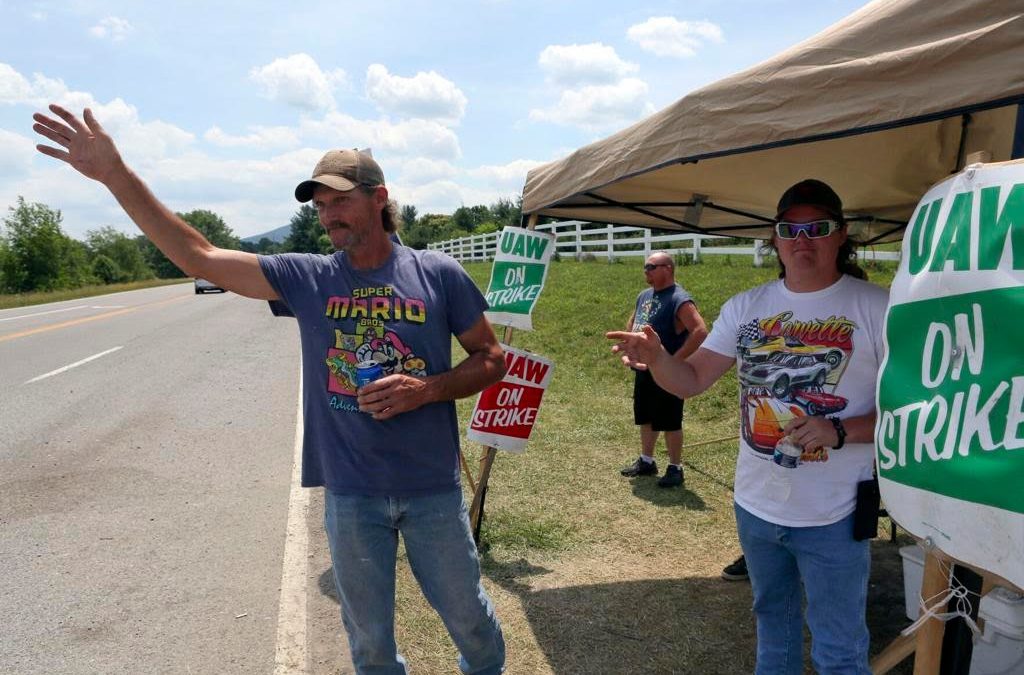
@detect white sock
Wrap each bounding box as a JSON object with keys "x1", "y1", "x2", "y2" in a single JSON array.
[{"x1": 640, "y1": 455, "x2": 655, "y2": 464}]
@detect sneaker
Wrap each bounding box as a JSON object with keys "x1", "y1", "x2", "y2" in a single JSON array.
[
  {"x1": 721, "y1": 555, "x2": 749, "y2": 581},
  {"x1": 620, "y1": 457, "x2": 657, "y2": 477},
  {"x1": 657, "y1": 464, "x2": 684, "y2": 488}
]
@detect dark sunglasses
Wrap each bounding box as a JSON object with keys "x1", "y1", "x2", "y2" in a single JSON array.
[
  {"x1": 643, "y1": 263, "x2": 669, "y2": 271},
  {"x1": 774, "y1": 219, "x2": 840, "y2": 240}
]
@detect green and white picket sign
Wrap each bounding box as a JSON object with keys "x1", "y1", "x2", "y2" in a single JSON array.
[
  {"x1": 877, "y1": 159, "x2": 1024, "y2": 589},
  {"x1": 483, "y1": 226, "x2": 556, "y2": 330}
]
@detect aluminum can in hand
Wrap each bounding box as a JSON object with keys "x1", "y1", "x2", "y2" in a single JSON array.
[{"x1": 355, "y1": 361, "x2": 384, "y2": 388}]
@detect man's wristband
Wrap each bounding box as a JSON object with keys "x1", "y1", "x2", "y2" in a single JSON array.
[{"x1": 829, "y1": 416, "x2": 846, "y2": 449}]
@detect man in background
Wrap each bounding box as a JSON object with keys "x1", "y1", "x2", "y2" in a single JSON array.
[{"x1": 619, "y1": 252, "x2": 707, "y2": 487}]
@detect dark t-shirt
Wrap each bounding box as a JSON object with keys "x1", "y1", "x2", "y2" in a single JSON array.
[
  {"x1": 258, "y1": 245, "x2": 487, "y2": 496},
  {"x1": 632, "y1": 283, "x2": 694, "y2": 355}
]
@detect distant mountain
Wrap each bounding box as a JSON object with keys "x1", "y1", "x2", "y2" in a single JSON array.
[{"x1": 242, "y1": 224, "x2": 290, "y2": 244}]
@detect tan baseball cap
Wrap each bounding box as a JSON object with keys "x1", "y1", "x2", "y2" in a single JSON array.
[{"x1": 294, "y1": 149, "x2": 385, "y2": 202}]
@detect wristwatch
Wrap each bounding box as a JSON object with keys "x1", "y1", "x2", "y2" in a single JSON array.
[{"x1": 829, "y1": 416, "x2": 846, "y2": 449}]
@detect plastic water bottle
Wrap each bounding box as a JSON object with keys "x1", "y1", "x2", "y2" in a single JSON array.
[{"x1": 765, "y1": 435, "x2": 802, "y2": 502}]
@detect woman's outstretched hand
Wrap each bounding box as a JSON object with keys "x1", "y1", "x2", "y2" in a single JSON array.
[{"x1": 606, "y1": 325, "x2": 665, "y2": 371}]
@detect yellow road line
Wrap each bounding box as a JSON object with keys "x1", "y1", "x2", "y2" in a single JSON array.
[{"x1": 0, "y1": 294, "x2": 189, "y2": 343}]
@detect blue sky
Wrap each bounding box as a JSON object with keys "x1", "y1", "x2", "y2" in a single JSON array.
[{"x1": 1, "y1": 0, "x2": 867, "y2": 239}]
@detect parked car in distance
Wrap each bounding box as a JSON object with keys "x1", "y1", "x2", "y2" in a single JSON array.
[{"x1": 194, "y1": 278, "x2": 225, "y2": 294}]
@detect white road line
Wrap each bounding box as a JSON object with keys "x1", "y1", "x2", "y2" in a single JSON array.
[
  {"x1": 24, "y1": 346, "x2": 124, "y2": 384},
  {"x1": 0, "y1": 305, "x2": 90, "y2": 322},
  {"x1": 275, "y1": 371, "x2": 310, "y2": 675},
  {"x1": 0, "y1": 304, "x2": 126, "y2": 323}
]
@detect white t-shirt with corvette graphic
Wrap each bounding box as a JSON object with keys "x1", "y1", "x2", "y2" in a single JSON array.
[{"x1": 702, "y1": 275, "x2": 889, "y2": 527}]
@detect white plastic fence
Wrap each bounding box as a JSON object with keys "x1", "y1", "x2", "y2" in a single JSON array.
[{"x1": 427, "y1": 221, "x2": 901, "y2": 265}]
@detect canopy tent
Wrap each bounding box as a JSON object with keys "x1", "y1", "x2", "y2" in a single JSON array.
[{"x1": 521, "y1": 0, "x2": 1024, "y2": 244}]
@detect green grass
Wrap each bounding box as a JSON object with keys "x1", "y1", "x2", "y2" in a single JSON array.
[
  {"x1": 0, "y1": 278, "x2": 191, "y2": 309},
  {"x1": 390, "y1": 256, "x2": 914, "y2": 674}
]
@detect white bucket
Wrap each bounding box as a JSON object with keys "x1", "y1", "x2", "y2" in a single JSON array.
[{"x1": 970, "y1": 586, "x2": 1024, "y2": 675}]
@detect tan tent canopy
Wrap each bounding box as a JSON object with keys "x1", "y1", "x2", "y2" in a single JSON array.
[{"x1": 521, "y1": 0, "x2": 1024, "y2": 243}]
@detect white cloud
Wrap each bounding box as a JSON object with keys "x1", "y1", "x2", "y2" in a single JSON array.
[
  {"x1": 204, "y1": 125, "x2": 300, "y2": 149},
  {"x1": 0, "y1": 62, "x2": 36, "y2": 103},
  {"x1": 538, "y1": 43, "x2": 638, "y2": 86},
  {"x1": 627, "y1": 17, "x2": 724, "y2": 58},
  {"x1": 0, "y1": 129, "x2": 35, "y2": 177},
  {"x1": 364, "y1": 64, "x2": 467, "y2": 125},
  {"x1": 89, "y1": 16, "x2": 133, "y2": 42},
  {"x1": 398, "y1": 158, "x2": 458, "y2": 184},
  {"x1": 249, "y1": 53, "x2": 347, "y2": 112},
  {"x1": 299, "y1": 112, "x2": 461, "y2": 161},
  {"x1": 470, "y1": 159, "x2": 545, "y2": 190},
  {"x1": 530, "y1": 79, "x2": 653, "y2": 132}
]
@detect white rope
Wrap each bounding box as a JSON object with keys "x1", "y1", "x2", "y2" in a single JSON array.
[{"x1": 900, "y1": 546, "x2": 983, "y2": 642}]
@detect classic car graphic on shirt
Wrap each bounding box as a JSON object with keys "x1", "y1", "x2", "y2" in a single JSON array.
[
  {"x1": 740, "y1": 334, "x2": 845, "y2": 368},
  {"x1": 736, "y1": 312, "x2": 857, "y2": 456},
  {"x1": 739, "y1": 351, "x2": 832, "y2": 398}
]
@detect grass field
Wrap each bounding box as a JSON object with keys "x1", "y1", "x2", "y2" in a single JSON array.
[{"x1": 387, "y1": 255, "x2": 916, "y2": 674}]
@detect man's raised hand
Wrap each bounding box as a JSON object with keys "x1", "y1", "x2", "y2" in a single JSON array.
[{"x1": 33, "y1": 105, "x2": 124, "y2": 184}]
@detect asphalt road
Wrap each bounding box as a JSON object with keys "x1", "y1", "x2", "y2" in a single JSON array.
[{"x1": 0, "y1": 283, "x2": 349, "y2": 674}]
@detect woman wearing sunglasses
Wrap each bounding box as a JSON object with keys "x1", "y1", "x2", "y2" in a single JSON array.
[{"x1": 608, "y1": 179, "x2": 888, "y2": 675}]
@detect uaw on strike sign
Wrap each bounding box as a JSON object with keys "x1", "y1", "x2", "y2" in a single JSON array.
[
  {"x1": 484, "y1": 227, "x2": 556, "y2": 331},
  {"x1": 877, "y1": 159, "x2": 1024, "y2": 589},
  {"x1": 467, "y1": 345, "x2": 553, "y2": 453}
]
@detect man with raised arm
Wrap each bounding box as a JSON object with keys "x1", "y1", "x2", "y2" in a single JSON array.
[{"x1": 33, "y1": 104, "x2": 506, "y2": 675}]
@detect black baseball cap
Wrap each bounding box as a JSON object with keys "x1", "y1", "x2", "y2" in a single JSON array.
[{"x1": 775, "y1": 179, "x2": 843, "y2": 221}]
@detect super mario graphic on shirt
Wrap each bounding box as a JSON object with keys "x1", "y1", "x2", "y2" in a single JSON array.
[
  {"x1": 736, "y1": 311, "x2": 856, "y2": 460},
  {"x1": 321, "y1": 287, "x2": 429, "y2": 399}
]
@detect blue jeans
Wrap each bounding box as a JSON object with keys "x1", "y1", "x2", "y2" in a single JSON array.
[
  {"x1": 324, "y1": 488, "x2": 505, "y2": 675},
  {"x1": 735, "y1": 504, "x2": 871, "y2": 675}
]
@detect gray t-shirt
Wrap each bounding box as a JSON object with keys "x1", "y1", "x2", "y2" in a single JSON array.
[{"x1": 258, "y1": 245, "x2": 487, "y2": 496}]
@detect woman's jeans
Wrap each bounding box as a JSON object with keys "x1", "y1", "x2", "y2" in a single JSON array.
[
  {"x1": 735, "y1": 503, "x2": 871, "y2": 675},
  {"x1": 324, "y1": 488, "x2": 505, "y2": 675}
]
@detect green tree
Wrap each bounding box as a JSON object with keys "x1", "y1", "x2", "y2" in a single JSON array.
[
  {"x1": 91, "y1": 254, "x2": 123, "y2": 284},
  {"x1": 0, "y1": 235, "x2": 9, "y2": 291},
  {"x1": 475, "y1": 221, "x2": 502, "y2": 235},
  {"x1": 138, "y1": 209, "x2": 241, "y2": 278},
  {"x1": 400, "y1": 204, "x2": 418, "y2": 231},
  {"x1": 181, "y1": 209, "x2": 241, "y2": 249},
  {"x1": 86, "y1": 226, "x2": 153, "y2": 282},
  {"x1": 491, "y1": 196, "x2": 522, "y2": 228},
  {"x1": 283, "y1": 204, "x2": 330, "y2": 253},
  {"x1": 402, "y1": 213, "x2": 461, "y2": 249},
  {"x1": 451, "y1": 205, "x2": 492, "y2": 232},
  {"x1": 1, "y1": 197, "x2": 94, "y2": 292}
]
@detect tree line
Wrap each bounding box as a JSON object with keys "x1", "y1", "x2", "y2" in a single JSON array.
[{"x1": 0, "y1": 195, "x2": 524, "y2": 294}]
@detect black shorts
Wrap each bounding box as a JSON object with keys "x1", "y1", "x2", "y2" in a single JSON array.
[{"x1": 633, "y1": 370, "x2": 684, "y2": 432}]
